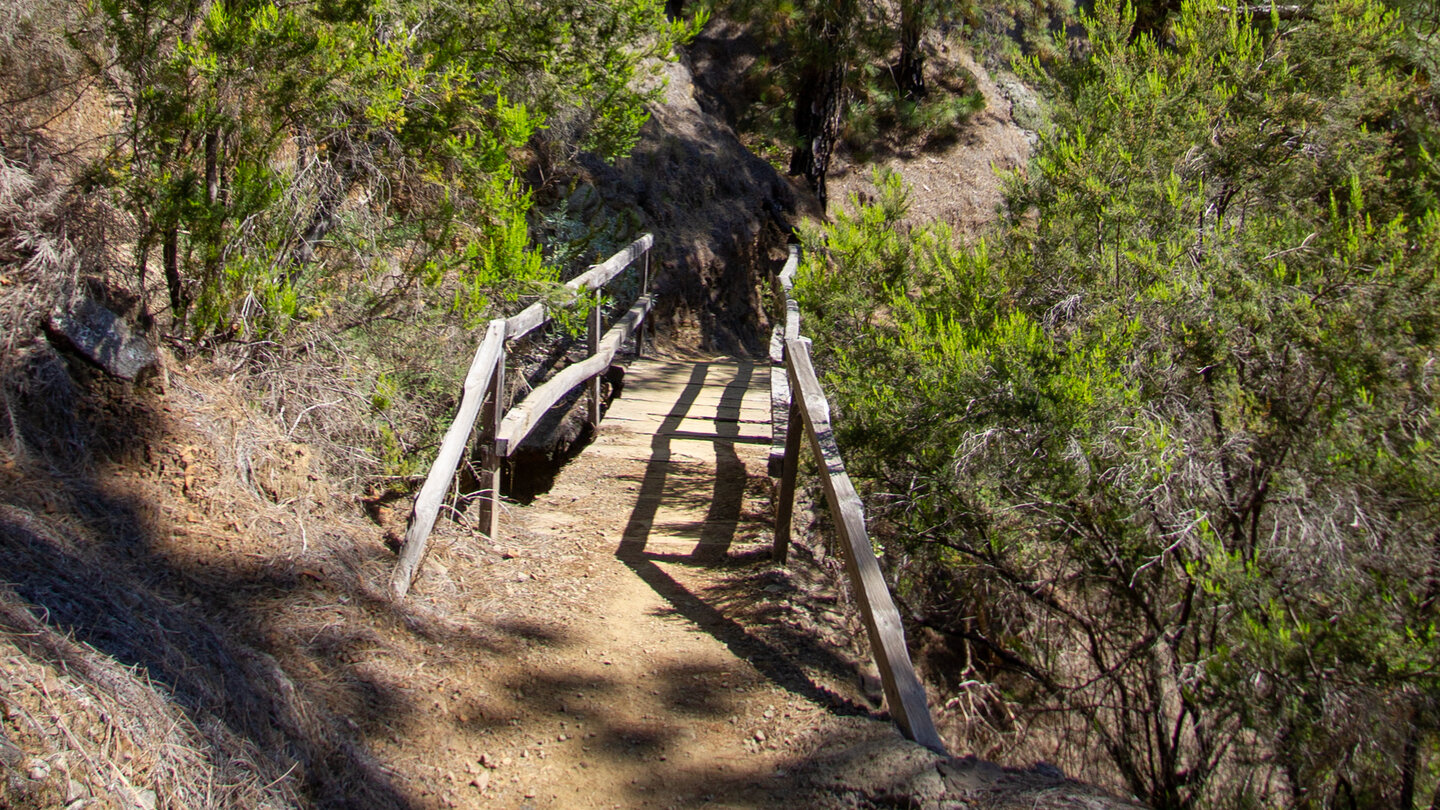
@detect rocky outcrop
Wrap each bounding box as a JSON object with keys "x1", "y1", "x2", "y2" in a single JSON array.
[
  {"x1": 577, "y1": 55, "x2": 807, "y2": 356},
  {"x1": 790, "y1": 728, "x2": 1149, "y2": 809}
]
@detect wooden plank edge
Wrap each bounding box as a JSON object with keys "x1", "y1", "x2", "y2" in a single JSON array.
[
  {"x1": 391, "y1": 320, "x2": 507, "y2": 600},
  {"x1": 504, "y1": 300, "x2": 547, "y2": 341},
  {"x1": 784, "y1": 337, "x2": 946, "y2": 753},
  {"x1": 778, "y1": 244, "x2": 799, "y2": 292},
  {"x1": 768, "y1": 324, "x2": 789, "y2": 478},
  {"x1": 774, "y1": 393, "x2": 802, "y2": 561},
  {"x1": 565, "y1": 233, "x2": 654, "y2": 292},
  {"x1": 505, "y1": 233, "x2": 653, "y2": 342}
]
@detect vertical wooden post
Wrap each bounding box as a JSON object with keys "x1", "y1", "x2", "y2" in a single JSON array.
[
  {"x1": 588, "y1": 291, "x2": 602, "y2": 425},
  {"x1": 645, "y1": 250, "x2": 656, "y2": 355},
  {"x1": 768, "y1": 323, "x2": 789, "y2": 477},
  {"x1": 774, "y1": 389, "x2": 803, "y2": 562},
  {"x1": 638, "y1": 250, "x2": 651, "y2": 358},
  {"x1": 477, "y1": 341, "x2": 506, "y2": 541}
]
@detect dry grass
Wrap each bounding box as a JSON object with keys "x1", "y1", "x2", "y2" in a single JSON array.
[
  {"x1": 0, "y1": 11, "x2": 544, "y2": 803},
  {"x1": 0, "y1": 4, "x2": 795, "y2": 808},
  {"x1": 0, "y1": 580, "x2": 302, "y2": 809},
  {"x1": 0, "y1": 336, "x2": 460, "y2": 808},
  {"x1": 0, "y1": 395, "x2": 304, "y2": 809},
  {"x1": 0, "y1": 150, "x2": 79, "y2": 361}
]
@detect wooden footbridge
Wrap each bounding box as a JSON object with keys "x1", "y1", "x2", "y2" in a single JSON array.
[{"x1": 389, "y1": 236, "x2": 946, "y2": 753}]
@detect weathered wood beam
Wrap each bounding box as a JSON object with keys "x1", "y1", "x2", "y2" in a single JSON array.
[
  {"x1": 784, "y1": 299, "x2": 801, "y2": 343},
  {"x1": 773, "y1": 388, "x2": 802, "y2": 562},
  {"x1": 475, "y1": 342, "x2": 505, "y2": 543},
  {"x1": 393, "y1": 235, "x2": 655, "y2": 594},
  {"x1": 495, "y1": 295, "x2": 653, "y2": 457},
  {"x1": 784, "y1": 336, "x2": 946, "y2": 753},
  {"x1": 587, "y1": 294, "x2": 602, "y2": 425},
  {"x1": 503, "y1": 234, "x2": 653, "y2": 343},
  {"x1": 768, "y1": 325, "x2": 790, "y2": 477},
  {"x1": 391, "y1": 319, "x2": 507, "y2": 599},
  {"x1": 769, "y1": 245, "x2": 801, "y2": 477},
  {"x1": 505, "y1": 301, "x2": 547, "y2": 342},
  {"x1": 778, "y1": 244, "x2": 799, "y2": 292},
  {"x1": 566, "y1": 233, "x2": 655, "y2": 294}
]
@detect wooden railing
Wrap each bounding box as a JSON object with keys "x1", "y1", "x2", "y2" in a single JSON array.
[
  {"x1": 390, "y1": 234, "x2": 656, "y2": 599},
  {"x1": 768, "y1": 245, "x2": 947, "y2": 753}
]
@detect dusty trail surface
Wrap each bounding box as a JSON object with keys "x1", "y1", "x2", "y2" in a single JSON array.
[
  {"x1": 457, "y1": 356, "x2": 878, "y2": 808},
  {"x1": 0, "y1": 345, "x2": 1138, "y2": 810},
  {"x1": 3, "y1": 18, "x2": 1142, "y2": 807},
  {"x1": 0, "y1": 44, "x2": 1131, "y2": 805},
  {"x1": 399, "y1": 355, "x2": 1141, "y2": 809}
]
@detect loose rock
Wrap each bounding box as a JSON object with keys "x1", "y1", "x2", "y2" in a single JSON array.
[{"x1": 46, "y1": 298, "x2": 158, "y2": 381}]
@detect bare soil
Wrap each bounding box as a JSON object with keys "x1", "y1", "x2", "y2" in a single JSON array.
[
  {"x1": 827, "y1": 47, "x2": 1035, "y2": 236},
  {"x1": 0, "y1": 347, "x2": 1142, "y2": 809}
]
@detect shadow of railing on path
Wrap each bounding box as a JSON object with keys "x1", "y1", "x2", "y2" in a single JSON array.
[{"x1": 615, "y1": 360, "x2": 869, "y2": 716}]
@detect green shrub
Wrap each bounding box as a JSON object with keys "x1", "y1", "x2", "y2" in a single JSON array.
[
  {"x1": 88, "y1": 0, "x2": 699, "y2": 339},
  {"x1": 798, "y1": 0, "x2": 1440, "y2": 804}
]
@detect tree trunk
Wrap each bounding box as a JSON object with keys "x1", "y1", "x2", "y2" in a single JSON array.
[
  {"x1": 136, "y1": 239, "x2": 153, "y2": 329},
  {"x1": 1400, "y1": 713, "x2": 1419, "y2": 810},
  {"x1": 789, "y1": 60, "x2": 846, "y2": 211},
  {"x1": 896, "y1": 0, "x2": 927, "y2": 100},
  {"x1": 203, "y1": 126, "x2": 222, "y2": 294},
  {"x1": 163, "y1": 227, "x2": 187, "y2": 325},
  {"x1": 291, "y1": 179, "x2": 344, "y2": 271}
]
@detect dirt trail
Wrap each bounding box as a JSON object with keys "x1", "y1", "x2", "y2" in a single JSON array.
[
  {"x1": 0, "y1": 347, "x2": 906, "y2": 810},
  {"x1": 2, "y1": 20, "x2": 1137, "y2": 807},
  {"x1": 405, "y1": 355, "x2": 1141, "y2": 809},
  {"x1": 0, "y1": 343, "x2": 1143, "y2": 810},
  {"x1": 463, "y1": 356, "x2": 872, "y2": 808}
]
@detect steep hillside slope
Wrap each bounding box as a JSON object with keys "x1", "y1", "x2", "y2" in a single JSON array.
[
  {"x1": 1, "y1": 10, "x2": 1144, "y2": 810},
  {"x1": 825, "y1": 48, "x2": 1034, "y2": 236}
]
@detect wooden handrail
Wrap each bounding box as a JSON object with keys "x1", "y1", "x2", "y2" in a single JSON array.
[
  {"x1": 391, "y1": 320, "x2": 507, "y2": 598},
  {"x1": 391, "y1": 234, "x2": 655, "y2": 599},
  {"x1": 768, "y1": 246, "x2": 801, "y2": 477},
  {"x1": 566, "y1": 233, "x2": 653, "y2": 294},
  {"x1": 495, "y1": 294, "x2": 653, "y2": 456},
  {"x1": 770, "y1": 247, "x2": 947, "y2": 754},
  {"x1": 504, "y1": 233, "x2": 655, "y2": 342}
]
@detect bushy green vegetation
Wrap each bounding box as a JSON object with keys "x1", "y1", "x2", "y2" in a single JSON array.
[
  {"x1": 0, "y1": 0, "x2": 702, "y2": 491},
  {"x1": 841, "y1": 59, "x2": 986, "y2": 160},
  {"x1": 80, "y1": 0, "x2": 700, "y2": 337},
  {"x1": 796, "y1": 0, "x2": 1440, "y2": 805}
]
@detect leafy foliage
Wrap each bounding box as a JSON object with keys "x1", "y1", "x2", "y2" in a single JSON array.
[
  {"x1": 83, "y1": 0, "x2": 700, "y2": 337},
  {"x1": 843, "y1": 64, "x2": 986, "y2": 159},
  {"x1": 796, "y1": 0, "x2": 1440, "y2": 805}
]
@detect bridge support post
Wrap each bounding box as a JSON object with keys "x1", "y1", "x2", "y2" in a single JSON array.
[
  {"x1": 477, "y1": 341, "x2": 506, "y2": 541},
  {"x1": 588, "y1": 291, "x2": 602, "y2": 425},
  {"x1": 774, "y1": 391, "x2": 802, "y2": 562},
  {"x1": 638, "y1": 250, "x2": 651, "y2": 358}
]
